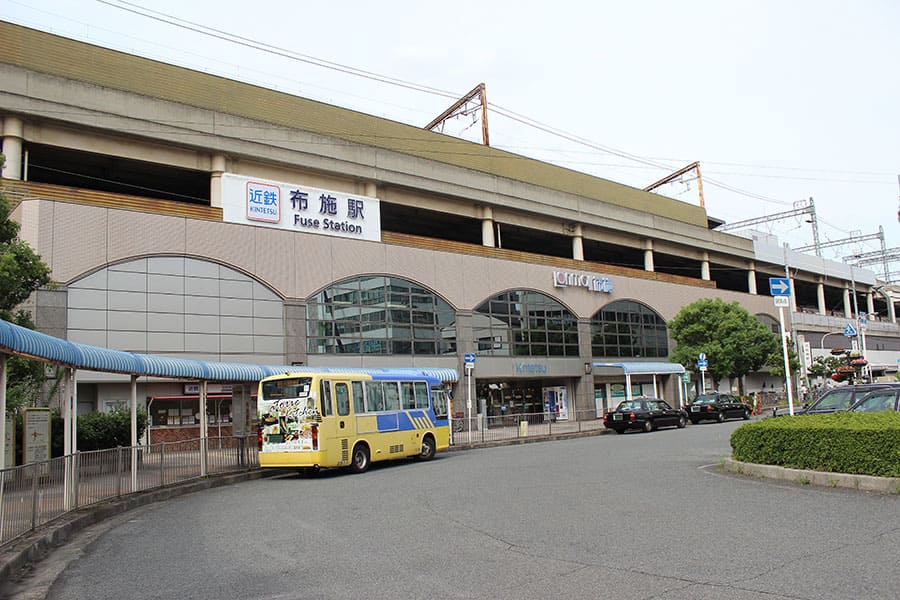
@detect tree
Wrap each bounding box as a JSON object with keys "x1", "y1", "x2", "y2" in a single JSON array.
[
  {"x1": 807, "y1": 355, "x2": 843, "y2": 380},
  {"x1": 766, "y1": 338, "x2": 800, "y2": 380},
  {"x1": 1, "y1": 154, "x2": 53, "y2": 411},
  {"x1": 668, "y1": 298, "x2": 779, "y2": 394}
]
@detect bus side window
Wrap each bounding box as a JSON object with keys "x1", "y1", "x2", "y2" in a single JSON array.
[
  {"x1": 320, "y1": 380, "x2": 334, "y2": 417},
  {"x1": 366, "y1": 381, "x2": 384, "y2": 412},
  {"x1": 351, "y1": 381, "x2": 364, "y2": 414},
  {"x1": 335, "y1": 382, "x2": 350, "y2": 416},
  {"x1": 401, "y1": 382, "x2": 416, "y2": 410},
  {"x1": 383, "y1": 382, "x2": 400, "y2": 411},
  {"x1": 432, "y1": 387, "x2": 448, "y2": 419},
  {"x1": 414, "y1": 382, "x2": 429, "y2": 409}
]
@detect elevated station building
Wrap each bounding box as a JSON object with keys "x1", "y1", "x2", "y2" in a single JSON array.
[{"x1": 1, "y1": 21, "x2": 897, "y2": 435}]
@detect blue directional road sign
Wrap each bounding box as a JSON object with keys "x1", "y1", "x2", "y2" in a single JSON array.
[
  {"x1": 464, "y1": 352, "x2": 476, "y2": 366},
  {"x1": 843, "y1": 323, "x2": 857, "y2": 337},
  {"x1": 769, "y1": 277, "x2": 791, "y2": 296}
]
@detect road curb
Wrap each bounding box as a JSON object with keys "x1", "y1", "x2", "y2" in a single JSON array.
[
  {"x1": 0, "y1": 469, "x2": 276, "y2": 591},
  {"x1": 722, "y1": 458, "x2": 900, "y2": 494}
]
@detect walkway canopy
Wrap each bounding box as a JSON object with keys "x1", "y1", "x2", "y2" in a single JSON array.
[
  {"x1": 0, "y1": 318, "x2": 458, "y2": 383},
  {"x1": 589, "y1": 361, "x2": 686, "y2": 406},
  {"x1": 0, "y1": 317, "x2": 457, "y2": 478}
]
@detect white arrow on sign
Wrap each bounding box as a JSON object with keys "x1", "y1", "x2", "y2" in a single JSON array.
[{"x1": 770, "y1": 279, "x2": 790, "y2": 294}]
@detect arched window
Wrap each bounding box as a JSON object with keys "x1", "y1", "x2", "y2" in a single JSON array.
[
  {"x1": 67, "y1": 256, "x2": 284, "y2": 362},
  {"x1": 307, "y1": 276, "x2": 456, "y2": 355},
  {"x1": 473, "y1": 290, "x2": 579, "y2": 356},
  {"x1": 591, "y1": 300, "x2": 668, "y2": 358},
  {"x1": 756, "y1": 313, "x2": 779, "y2": 334}
]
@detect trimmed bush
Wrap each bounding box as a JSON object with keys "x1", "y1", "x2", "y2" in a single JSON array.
[
  {"x1": 77, "y1": 409, "x2": 148, "y2": 451},
  {"x1": 731, "y1": 412, "x2": 900, "y2": 477}
]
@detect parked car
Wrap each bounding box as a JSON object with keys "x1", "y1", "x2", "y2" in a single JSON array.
[
  {"x1": 849, "y1": 387, "x2": 900, "y2": 413},
  {"x1": 779, "y1": 383, "x2": 900, "y2": 416},
  {"x1": 686, "y1": 392, "x2": 751, "y2": 424},
  {"x1": 603, "y1": 397, "x2": 687, "y2": 434}
]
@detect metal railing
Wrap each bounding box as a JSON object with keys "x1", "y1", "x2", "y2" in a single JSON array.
[
  {"x1": 451, "y1": 408, "x2": 606, "y2": 446},
  {"x1": 0, "y1": 435, "x2": 257, "y2": 549}
]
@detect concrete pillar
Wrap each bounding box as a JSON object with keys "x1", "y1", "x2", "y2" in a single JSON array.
[
  {"x1": 843, "y1": 284, "x2": 852, "y2": 319},
  {"x1": 571, "y1": 223, "x2": 584, "y2": 261},
  {"x1": 866, "y1": 291, "x2": 875, "y2": 317},
  {"x1": 576, "y1": 319, "x2": 594, "y2": 417},
  {"x1": 817, "y1": 279, "x2": 826, "y2": 315},
  {"x1": 747, "y1": 261, "x2": 756, "y2": 294},
  {"x1": 209, "y1": 153, "x2": 226, "y2": 208},
  {"x1": 481, "y1": 206, "x2": 495, "y2": 247},
  {"x1": 701, "y1": 252, "x2": 710, "y2": 281},
  {"x1": 364, "y1": 181, "x2": 377, "y2": 198},
  {"x1": 644, "y1": 239, "x2": 655, "y2": 272},
  {"x1": 2, "y1": 116, "x2": 25, "y2": 180}
]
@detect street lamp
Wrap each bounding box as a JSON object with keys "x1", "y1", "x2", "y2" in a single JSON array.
[{"x1": 820, "y1": 331, "x2": 843, "y2": 350}]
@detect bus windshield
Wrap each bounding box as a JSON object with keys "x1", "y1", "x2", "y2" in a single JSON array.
[{"x1": 261, "y1": 377, "x2": 313, "y2": 401}]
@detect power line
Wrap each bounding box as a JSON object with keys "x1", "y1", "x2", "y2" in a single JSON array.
[{"x1": 7, "y1": 1, "x2": 895, "y2": 249}]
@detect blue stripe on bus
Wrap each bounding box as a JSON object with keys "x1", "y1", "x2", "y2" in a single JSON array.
[{"x1": 375, "y1": 410, "x2": 435, "y2": 432}]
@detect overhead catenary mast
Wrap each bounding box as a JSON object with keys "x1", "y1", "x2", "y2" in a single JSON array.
[
  {"x1": 424, "y1": 83, "x2": 490, "y2": 146},
  {"x1": 715, "y1": 198, "x2": 821, "y2": 253}
]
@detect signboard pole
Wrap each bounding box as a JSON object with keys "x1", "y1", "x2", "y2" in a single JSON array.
[
  {"x1": 778, "y1": 306, "x2": 795, "y2": 416},
  {"x1": 466, "y1": 367, "x2": 473, "y2": 436},
  {"x1": 0, "y1": 354, "x2": 6, "y2": 471},
  {"x1": 0, "y1": 355, "x2": 6, "y2": 541}
]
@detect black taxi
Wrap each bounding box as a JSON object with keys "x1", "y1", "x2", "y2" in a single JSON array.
[{"x1": 686, "y1": 392, "x2": 751, "y2": 424}]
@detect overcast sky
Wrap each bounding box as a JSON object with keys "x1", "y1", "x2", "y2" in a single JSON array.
[{"x1": 3, "y1": 0, "x2": 898, "y2": 273}]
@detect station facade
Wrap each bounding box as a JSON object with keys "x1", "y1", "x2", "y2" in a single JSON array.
[{"x1": 2, "y1": 21, "x2": 898, "y2": 438}]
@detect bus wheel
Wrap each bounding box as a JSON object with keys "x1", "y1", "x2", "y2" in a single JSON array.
[
  {"x1": 418, "y1": 434, "x2": 436, "y2": 461},
  {"x1": 350, "y1": 444, "x2": 370, "y2": 473}
]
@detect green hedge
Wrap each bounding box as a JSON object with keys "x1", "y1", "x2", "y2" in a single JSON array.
[{"x1": 730, "y1": 412, "x2": 900, "y2": 477}]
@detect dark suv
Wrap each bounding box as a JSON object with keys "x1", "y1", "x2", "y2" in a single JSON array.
[
  {"x1": 686, "y1": 392, "x2": 752, "y2": 424},
  {"x1": 794, "y1": 383, "x2": 900, "y2": 416}
]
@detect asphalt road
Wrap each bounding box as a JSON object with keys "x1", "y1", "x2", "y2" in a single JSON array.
[{"x1": 18, "y1": 420, "x2": 900, "y2": 599}]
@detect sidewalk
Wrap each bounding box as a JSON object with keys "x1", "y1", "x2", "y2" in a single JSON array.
[
  {"x1": 722, "y1": 458, "x2": 900, "y2": 494},
  {"x1": 0, "y1": 469, "x2": 274, "y2": 596}
]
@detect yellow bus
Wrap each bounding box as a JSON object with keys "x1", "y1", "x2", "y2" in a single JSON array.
[{"x1": 257, "y1": 370, "x2": 450, "y2": 473}]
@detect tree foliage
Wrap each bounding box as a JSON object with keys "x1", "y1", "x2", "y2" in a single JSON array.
[
  {"x1": 766, "y1": 337, "x2": 800, "y2": 379},
  {"x1": 807, "y1": 355, "x2": 843, "y2": 379},
  {"x1": 1, "y1": 158, "x2": 53, "y2": 411},
  {"x1": 669, "y1": 298, "x2": 779, "y2": 388}
]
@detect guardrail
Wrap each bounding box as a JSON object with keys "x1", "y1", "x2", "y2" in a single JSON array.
[
  {"x1": 0, "y1": 435, "x2": 257, "y2": 549},
  {"x1": 451, "y1": 408, "x2": 606, "y2": 446}
]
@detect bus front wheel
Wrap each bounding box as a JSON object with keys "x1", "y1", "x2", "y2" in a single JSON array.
[
  {"x1": 418, "y1": 434, "x2": 436, "y2": 461},
  {"x1": 350, "y1": 444, "x2": 370, "y2": 473}
]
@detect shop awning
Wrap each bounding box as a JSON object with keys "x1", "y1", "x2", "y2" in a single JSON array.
[
  {"x1": 590, "y1": 362, "x2": 685, "y2": 376},
  {"x1": 589, "y1": 361, "x2": 686, "y2": 406}
]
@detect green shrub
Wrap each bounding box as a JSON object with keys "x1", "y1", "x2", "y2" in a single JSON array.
[
  {"x1": 77, "y1": 409, "x2": 148, "y2": 451},
  {"x1": 731, "y1": 412, "x2": 900, "y2": 477}
]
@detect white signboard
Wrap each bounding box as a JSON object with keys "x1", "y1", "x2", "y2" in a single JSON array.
[
  {"x1": 4, "y1": 419, "x2": 14, "y2": 468},
  {"x1": 222, "y1": 173, "x2": 381, "y2": 242},
  {"x1": 23, "y1": 408, "x2": 51, "y2": 464}
]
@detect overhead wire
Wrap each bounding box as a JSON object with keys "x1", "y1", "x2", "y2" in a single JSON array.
[{"x1": 8, "y1": 0, "x2": 894, "y2": 257}]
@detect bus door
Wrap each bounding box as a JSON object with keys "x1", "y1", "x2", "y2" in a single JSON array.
[{"x1": 332, "y1": 381, "x2": 356, "y2": 466}]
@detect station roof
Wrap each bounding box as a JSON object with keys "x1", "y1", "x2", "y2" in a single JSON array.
[{"x1": 0, "y1": 319, "x2": 458, "y2": 384}]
